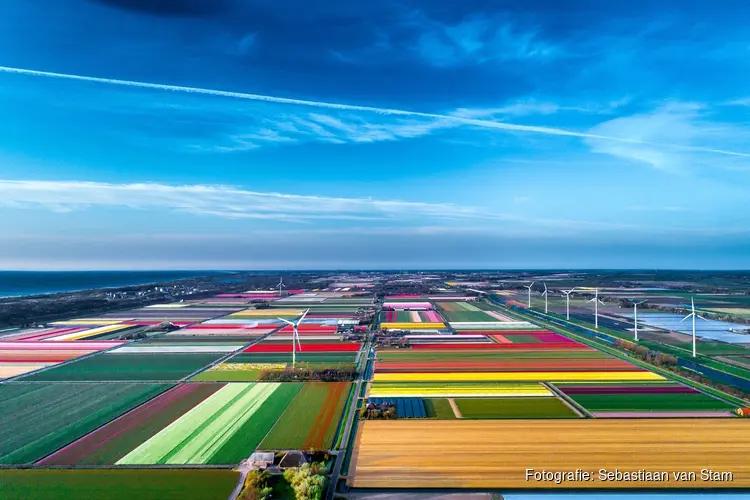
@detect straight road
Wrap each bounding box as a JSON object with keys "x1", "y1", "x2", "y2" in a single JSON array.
[{"x1": 327, "y1": 342, "x2": 372, "y2": 500}]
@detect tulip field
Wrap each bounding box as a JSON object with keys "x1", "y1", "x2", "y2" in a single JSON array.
[
  {"x1": 0, "y1": 470, "x2": 239, "y2": 500},
  {"x1": 350, "y1": 420, "x2": 750, "y2": 488},
  {"x1": 2, "y1": 287, "x2": 747, "y2": 495},
  {"x1": 115, "y1": 383, "x2": 300, "y2": 465},
  {"x1": 348, "y1": 295, "x2": 749, "y2": 490},
  {"x1": 0, "y1": 382, "x2": 170, "y2": 464},
  {"x1": 20, "y1": 352, "x2": 224, "y2": 381},
  {"x1": 0, "y1": 292, "x2": 367, "y2": 478}
]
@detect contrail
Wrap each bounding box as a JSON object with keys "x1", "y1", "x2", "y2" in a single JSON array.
[{"x1": 1, "y1": 64, "x2": 749, "y2": 158}]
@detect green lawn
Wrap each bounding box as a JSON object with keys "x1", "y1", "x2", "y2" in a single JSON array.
[
  {"x1": 0, "y1": 470, "x2": 239, "y2": 500},
  {"x1": 423, "y1": 398, "x2": 456, "y2": 419},
  {"x1": 455, "y1": 397, "x2": 579, "y2": 419}
]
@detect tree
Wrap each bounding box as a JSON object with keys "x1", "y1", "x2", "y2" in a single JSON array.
[
  {"x1": 283, "y1": 462, "x2": 328, "y2": 500},
  {"x1": 238, "y1": 470, "x2": 272, "y2": 500}
]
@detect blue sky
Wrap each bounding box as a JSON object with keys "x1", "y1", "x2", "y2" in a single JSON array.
[{"x1": 1, "y1": 0, "x2": 750, "y2": 269}]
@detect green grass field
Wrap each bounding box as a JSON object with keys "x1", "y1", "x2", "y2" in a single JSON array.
[
  {"x1": 0, "y1": 382, "x2": 169, "y2": 464},
  {"x1": 454, "y1": 397, "x2": 579, "y2": 419},
  {"x1": 0, "y1": 470, "x2": 238, "y2": 500},
  {"x1": 719, "y1": 356, "x2": 750, "y2": 369},
  {"x1": 423, "y1": 398, "x2": 456, "y2": 419},
  {"x1": 698, "y1": 358, "x2": 750, "y2": 379},
  {"x1": 21, "y1": 353, "x2": 221, "y2": 381}
]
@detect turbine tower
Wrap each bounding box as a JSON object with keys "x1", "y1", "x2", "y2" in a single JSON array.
[
  {"x1": 680, "y1": 297, "x2": 706, "y2": 358},
  {"x1": 523, "y1": 281, "x2": 535, "y2": 309},
  {"x1": 541, "y1": 282, "x2": 548, "y2": 314},
  {"x1": 561, "y1": 288, "x2": 576, "y2": 320},
  {"x1": 632, "y1": 300, "x2": 647, "y2": 341},
  {"x1": 587, "y1": 288, "x2": 605, "y2": 329},
  {"x1": 278, "y1": 309, "x2": 309, "y2": 367},
  {"x1": 276, "y1": 276, "x2": 286, "y2": 295}
]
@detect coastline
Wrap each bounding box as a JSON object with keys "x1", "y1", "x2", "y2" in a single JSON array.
[{"x1": 0, "y1": 271, "x2": 229, "y2": 300}]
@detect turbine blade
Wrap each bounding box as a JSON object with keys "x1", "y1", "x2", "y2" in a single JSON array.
[
  {"x1": 298, "y1": 308, "x2": 310, "y2": 323},
  {"x1": 278, "y1": 318, "x2": 294, "y2": 325},
  {"x1": 680, "y1": 314, "x2": 693, "y2": 322},
  {"x1": 697, "y1": 315, "x2": 709, "y2": 321}
]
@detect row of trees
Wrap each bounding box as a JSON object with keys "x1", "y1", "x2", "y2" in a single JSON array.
[
  {"x1": 257, "y1": 365, "x2": 357, "y2": 382},
  {"x1": 360, "y1": 402, "x2": 397, "y2": 419},
  {"x1": 614, "y1": 339, "x2": 678, "y2": 367},
  {"x1": 239, "y1": 462, "x2": 328, "y2": 500}
]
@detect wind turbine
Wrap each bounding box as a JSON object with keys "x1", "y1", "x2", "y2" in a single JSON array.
[
  {"x1": 541, "y1": 282, "x2": 548, "y2": 313},
  {"x1": 561, "y1": 288, "x2": 576, "y2": 320},
  {"x1": 587, "y1": 288, "x2": 605, "y2": 329},
  {"x1": 632, "y1": 300, "x2": 647, "y2": 341},
  {"x1": 276, "y1": 277, "x2": 286, "y2": 294},
  {"x1": 278, "y1": 309, "x2": 309, "y2": 367},
  {"x1": 523, "y1": 281, "x2": 535, "y2": 308},
  {"x1": 681, "y1": 297, "x2": 707, "y2": 358}
]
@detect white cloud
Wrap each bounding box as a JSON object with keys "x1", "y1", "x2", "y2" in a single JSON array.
[
  {"x1": 0, "y1": 179, "x2": 648, "y2": 232},
  {"x1": 412, "y1": 14, "x2": 560, "y2": 68},
  {"x1": 0, "y1": 179, "x2": 517, "y2": 223},
  {"x1": 627, "y1": 205, "x2": 688, "y2": 213},
  {"x1": 585, "y1": 103, "x2": 750, "y2": 172},
  {"x1": 452, "y1": 96, "x2": 634, "y2": 119},
  {"x1": 5, "y1": 65, "x2": 750, "y2": 161},
  {"x1": 726, "y1": 97, "x2": 750, "y2": 107}
]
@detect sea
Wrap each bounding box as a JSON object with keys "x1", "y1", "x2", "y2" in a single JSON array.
[{"x1": 0, "y1": 271, "x2": 221, "y2": 298}]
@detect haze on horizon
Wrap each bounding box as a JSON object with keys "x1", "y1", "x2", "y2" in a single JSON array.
[{"x1": 2, "y1": 0, "x2": 750, "y2": 270}]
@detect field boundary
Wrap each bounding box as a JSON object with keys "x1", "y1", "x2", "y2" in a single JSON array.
[
  {"x1": 541, "y1": 382, "x2": 590, "y2": 418},
  {"x1": 497, "y1": 302, "x2": 748, "y2": 407},
  {"x1": 447, "y1": 398, "x2": 462, "y2": 418}
]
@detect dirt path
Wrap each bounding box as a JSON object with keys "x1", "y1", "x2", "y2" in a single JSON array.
[
  {"x1": 447, "y1": 398, "x2": 462, "y2": 418},
  {"x1": 228, "y1": 464, "x2": 249, "y2": 500}
]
